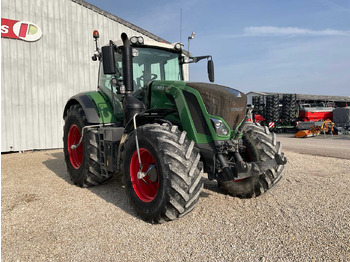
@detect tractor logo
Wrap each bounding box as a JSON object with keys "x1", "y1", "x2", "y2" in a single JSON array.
[
  {"x1": 229, "y1": 107, "x2": 244, "y2": 112},
  {"x1": 1, "y1": 18, "x2": 42, "y2": 42}
]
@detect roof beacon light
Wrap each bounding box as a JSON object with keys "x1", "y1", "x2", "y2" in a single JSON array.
[
  {"x1": 92, "y1": 30, "x2": 100, "y2": 61},
  {"x1": 93, "y1": 30, "x2": 99, "y2": 39}
]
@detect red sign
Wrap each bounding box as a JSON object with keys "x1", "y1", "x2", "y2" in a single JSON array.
[
  {"x1": 1, "y1": 18, "x2": 42, "y2": 42},
  {"x1": 268, "y1": 122, "x2": 275, "y2": 128}
]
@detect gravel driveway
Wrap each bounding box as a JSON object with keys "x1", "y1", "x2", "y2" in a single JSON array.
[
  {"x1": 2, "y1": 148, "x2": 350, "y2": 261},
  {"x1": 277, "y1": 133, "x2": 350, "y2": 160}
]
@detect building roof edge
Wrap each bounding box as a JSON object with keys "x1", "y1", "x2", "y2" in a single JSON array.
[{"x1": 71, "y1": 0, "x2": 170, "y2": 43}]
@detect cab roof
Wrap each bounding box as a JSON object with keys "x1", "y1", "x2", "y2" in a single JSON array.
[{"x1": 104, "y1": 37, "x2": 189, "y2": 56}]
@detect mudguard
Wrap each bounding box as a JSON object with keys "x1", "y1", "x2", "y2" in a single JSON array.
[{"x1": 63, "y1": 91, "x2": 116, "y2": 124}]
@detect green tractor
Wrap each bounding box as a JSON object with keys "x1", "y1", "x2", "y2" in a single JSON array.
[{"x1": 63, "y1": 31, "x2": 287, "y2": 223}]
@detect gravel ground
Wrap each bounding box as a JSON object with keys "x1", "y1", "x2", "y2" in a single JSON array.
[
  {"x1": 277, "y1": 133, "x2": 350, "y2": 160},
  {"x1": 1, "y1": 149, "x2": 350, "y2": 261}
]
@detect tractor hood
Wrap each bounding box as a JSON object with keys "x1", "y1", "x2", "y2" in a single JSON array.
[{"x1": 186, "y1": 82, "x2": 247, "y2": 131}]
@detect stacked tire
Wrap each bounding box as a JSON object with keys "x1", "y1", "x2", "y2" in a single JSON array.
[
  {"x1": 252, "y1": 96, "x2": 259, "y2": 115},
  {"x1": 281, "y1": 94, "x2": 297, "y2": 124},
  {"x1": 265, "y1": 94, "x2": 280, "y2": 124},
  {"x1": 252, "y1": 96, "x2": 265, "y2": 118}
]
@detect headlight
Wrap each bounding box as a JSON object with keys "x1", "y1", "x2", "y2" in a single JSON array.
[
  {"x1": 174, "y1": 42, "x2": 184, "y2": 51},
  {"x1": 132, "y1": 48, "x2": 139, "y2": 57},
  {"x1": 137, "y1": 36, "x2": 144, "y2": 44},
  {"x1": 130, "y1": 36, "x2": 144, "y2": 45},
  {"x1": 130, "y1": 36, "x2": 138, "y2": 44},
  {"x1": 211, "y1": 118, "x2": 229, "y2": 136}
]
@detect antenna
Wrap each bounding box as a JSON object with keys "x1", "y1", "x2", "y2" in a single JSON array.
[{"x1": 180, "y1": 8, "x2": 182, "y2": 43}]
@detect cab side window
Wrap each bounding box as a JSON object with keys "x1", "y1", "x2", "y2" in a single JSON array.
[
  {"x1": 98, "y1": 52, "x2": 122, "y2": 92},
  {"x1": 97, "y1": 53, "x2": 124, "y2": 121},
  {"x1": 98, "y1": 62, "x2": 114, "y2": 91}
]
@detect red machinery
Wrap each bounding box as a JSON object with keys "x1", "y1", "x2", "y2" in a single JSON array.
[{"x1": 299, "y1": 107, "x2": 334, "y2": 122}]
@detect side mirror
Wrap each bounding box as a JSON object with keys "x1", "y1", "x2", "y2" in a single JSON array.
[
  {"x1": 207, "y1": 59, "x2": 214, "y2": 82},
  {"x1": 102, "y1": 46, "x2": 116, "y2": 75}
]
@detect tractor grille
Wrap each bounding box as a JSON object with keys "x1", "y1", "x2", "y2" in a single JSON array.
[
  {"x1": 183, "y1": 91, "x2": 211, "y2": 136},
  {"x1": 186, "y1": 82, "x2": 247, "y2": 131}
]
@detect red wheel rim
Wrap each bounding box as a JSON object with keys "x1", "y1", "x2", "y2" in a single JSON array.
[
  {"x1": 130, "y1": 148, "x2": 159, "y2": 202},
  {"x1": 67, "y1": 124, "x2": 83, "y2": 169}
]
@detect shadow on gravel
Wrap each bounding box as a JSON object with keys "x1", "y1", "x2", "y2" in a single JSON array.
[
  {"x1": 202, "y1": 179, "x2": 223, "y2": 195},
  {"x1": 42, "y1": 151, "x2": 137, "y2": 219},
  {"x1": 42, "y1": 152, "x2": 217, "y2": 222},
  {"x1": 42, "y1": 152, "x2": 72, "y2": 184}
]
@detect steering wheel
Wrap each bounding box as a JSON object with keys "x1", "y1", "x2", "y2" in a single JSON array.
[{"x1": 140, "y1": 74, "x2": 158, "y2": 82}]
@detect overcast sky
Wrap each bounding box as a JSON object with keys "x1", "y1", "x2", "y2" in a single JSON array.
[{"x1": 86, "y1": 0, "x2": 350, "y2": 96}]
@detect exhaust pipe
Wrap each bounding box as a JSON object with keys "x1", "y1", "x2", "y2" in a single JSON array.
[
  {"x1": 121, "y1": 33, "x2": 145, "y2": 125},
  {"x1": 121, "y1": 33, "x2": 134, "y2": 94}
]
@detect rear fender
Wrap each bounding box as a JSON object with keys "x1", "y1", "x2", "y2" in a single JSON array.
[{"x1": 63, "y1": 91, "x2": 116, "y2": 124}]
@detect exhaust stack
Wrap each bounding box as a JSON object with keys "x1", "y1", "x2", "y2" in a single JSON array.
[
  {"x1": 121, "y1": 33, "x2": 145, "y2": 125},
  {"x1": 121, "y1": 33, "x2": 134, "y2": 94}
]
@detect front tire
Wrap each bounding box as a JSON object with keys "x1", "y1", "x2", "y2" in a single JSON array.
[
  {"x1": 219, "y1": 123, "x2": 285, "y2": 198},
  {"x1": 63, "y1": 104, "x2": 112, "y2": 187},
  {"x1": 122, "y1": 123, "x2": 203, "y2": 223}
]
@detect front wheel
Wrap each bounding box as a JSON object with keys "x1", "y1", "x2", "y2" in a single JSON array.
[
  {"x1": 219, "y1": 123, "x2": 285, "y2": 198},
  {"x1": 122, "y1": 123, "x2": 203, "y2": 223}
]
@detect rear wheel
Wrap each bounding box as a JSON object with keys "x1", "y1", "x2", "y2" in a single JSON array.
[
  {"x1": 122, "y1": 123, "x2": 203, "y2": 223},
  {"x1": 219, "y1": 123, "x2": 285, "y2": 198},
  {"x1": 63, "y1": 104, "x2": 112, "y2": 187}
]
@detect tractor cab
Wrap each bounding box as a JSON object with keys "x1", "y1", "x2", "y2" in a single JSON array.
[{"x1": 94, "y1": 32, "x2": 213, "y2": 92}]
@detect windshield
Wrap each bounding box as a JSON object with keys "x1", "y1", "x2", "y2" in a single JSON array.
[
  {"x1": 98, "y1": 47, "x2": 183, "y2": 99},
  {"x1": 132, "y1": 47, "x2": 182, "y2": 90}
]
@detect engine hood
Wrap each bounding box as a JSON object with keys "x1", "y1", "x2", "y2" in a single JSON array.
[{"x1": 186, "y1": 82, "x2": 247, "y2": 131}]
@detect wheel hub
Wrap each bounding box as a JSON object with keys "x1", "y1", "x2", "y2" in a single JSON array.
[
  {"x1": 137, "y1": 164, "x2": 157, "y2": 183},
  {"x1": 130, "y1": 148, "x2": 159, "y2": 202},
  {"x1": 67, "y1": 124, "x2": 83, "y2": 169}
]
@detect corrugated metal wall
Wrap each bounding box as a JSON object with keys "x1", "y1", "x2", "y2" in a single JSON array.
[{"x1": 1, "y1": 0, "x2": 161, "y2": 152}]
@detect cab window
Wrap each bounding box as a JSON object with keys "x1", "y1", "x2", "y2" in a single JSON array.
[
  {"x1": 132, "y1": 47, "x2": 182, "y2": 91},
  {"x1": 98, "y1": 52, "x2": 122, "y2": 93}
]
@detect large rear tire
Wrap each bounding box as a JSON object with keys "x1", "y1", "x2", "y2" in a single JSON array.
[
  {"x1": 122, "y1": 123, "x2": 203, "y2": 223},
  {"x1": 63, "y1": 104, "x2": 112, "y2": 187},
  {"x1": 219, "y1": 123, "x2": 285, "y2": 198}
]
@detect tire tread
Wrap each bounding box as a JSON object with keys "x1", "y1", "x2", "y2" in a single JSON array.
[
  {"x1": 122, "y1": 123, "x2": 203, "y2": 223},
  {"x1": 219, "y1": 122, "x2": 285, "y2": 198}
]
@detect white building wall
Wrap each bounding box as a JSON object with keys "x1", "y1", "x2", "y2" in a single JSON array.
[
  {"x1": 246, "y1": 92, "x2": 268, "y2": 106},
  {"x1": 1, "y1": 0, "x2": 165, "y2": 152}
]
